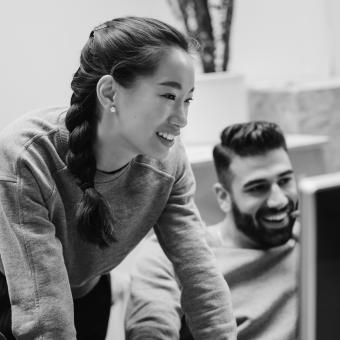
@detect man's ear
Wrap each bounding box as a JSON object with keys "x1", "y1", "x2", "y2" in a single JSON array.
[
  {"x1": 96, "y1": 74, "x2": 116, "y2": 110},
  {"x1": 213, "y1": 182, "x2": 231, "y2": 213}
]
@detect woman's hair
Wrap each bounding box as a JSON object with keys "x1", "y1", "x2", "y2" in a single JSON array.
[
  {"x1": 213, "y1": 121, "x2": 288, "y2": 190},
  {"x1": 65, "y1": 16, "x2": 193, "y2": 247}
]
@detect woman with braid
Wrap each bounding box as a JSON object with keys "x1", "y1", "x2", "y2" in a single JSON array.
[{"x1": 0, "y1": 17, "x2": 236, "y2": 340}]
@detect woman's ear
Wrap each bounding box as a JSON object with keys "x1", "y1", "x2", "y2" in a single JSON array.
[
  {"x1": 96, "y1": 75, "x2": 116, "y2": 111},
  {"x1": 213, "y1": 182, "x2": 231, "y2": 213}
]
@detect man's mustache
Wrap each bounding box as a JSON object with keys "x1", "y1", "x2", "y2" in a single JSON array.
[{"x1": 256, "y1": 200, "x2": 297, "y2": 219}]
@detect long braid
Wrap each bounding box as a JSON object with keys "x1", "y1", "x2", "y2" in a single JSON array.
[{"x1": 66, "y1": 65, "x2": 116, "y2": 247}]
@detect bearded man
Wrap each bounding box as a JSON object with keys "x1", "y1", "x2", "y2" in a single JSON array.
[{"x1": 125, "y1": 121, "x2": 299, "y2": 340}]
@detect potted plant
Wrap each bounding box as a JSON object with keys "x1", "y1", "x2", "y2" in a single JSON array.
[
  {"x1": 167, "y1": 0, "x2": 234, "y2": 73},
  {"x1": 166, "y1": 0, "x2": 248, "y2": 146}
]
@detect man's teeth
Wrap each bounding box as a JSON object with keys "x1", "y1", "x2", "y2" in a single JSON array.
[
  {"x1": 157, "y1": 132, "x2": 175, "y2": 141},
  {"x1": 262, "y1": 212, "x2": 287, "y2": 222}
]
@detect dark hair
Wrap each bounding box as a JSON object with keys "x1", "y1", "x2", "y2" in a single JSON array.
[
  {"x1": 213, "y1": 121, "x2": 288, "y2": 190},
  {"x1": 65, "y1": 16, "x2": 193, "y2": 247}
]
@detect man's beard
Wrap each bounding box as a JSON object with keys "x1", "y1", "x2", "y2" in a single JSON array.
[{"x1": 231, "y1": 199, "x2": 297, "y2": 248}]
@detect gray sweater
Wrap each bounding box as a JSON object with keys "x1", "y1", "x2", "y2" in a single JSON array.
[
  {"x1": 126, "y1": 226, "x2": 298, "y2": 340},
  {"x1": 0, "y1": 107, "x2": 236, "y2": 339}
]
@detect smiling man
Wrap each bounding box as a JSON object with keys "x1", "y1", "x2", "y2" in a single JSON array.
[
  {"x1": 212, "y1": 121, "x2": 298, "y2": 250},
  {"x1": 125, "y1": 121, "x2": 299, "y2": 340}
]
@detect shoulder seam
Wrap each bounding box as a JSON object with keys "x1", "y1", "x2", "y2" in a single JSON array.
[
  {"x1": 133, "y1": 159, "x2": 175, "y2": 180},
  {"x1": 22, "y1": 127, "x2": 59, "y2": 151}
]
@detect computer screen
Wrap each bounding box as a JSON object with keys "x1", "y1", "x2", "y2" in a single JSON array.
[{"x1": 299, "y1": 172, "x2": 340, "y2": 340}]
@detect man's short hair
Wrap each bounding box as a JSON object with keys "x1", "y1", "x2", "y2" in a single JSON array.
[{"x1": 213, "y1": 121, "x2": 288, "y2": 190}]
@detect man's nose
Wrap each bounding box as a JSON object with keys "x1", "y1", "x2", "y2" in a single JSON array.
[
  {"x1": 168, "y1": 105, "x2": 188, "y2": 128},
  {"x1": 267, "y1": 184, "x2": 288, "y2": 209}
]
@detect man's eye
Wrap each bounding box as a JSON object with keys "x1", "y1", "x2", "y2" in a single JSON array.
[
  {"x1": 162, "y1": 94, "x2": 176, "y2": 100},
  {"x1": 278, "y1": 177, "x2": 291, "y2": 186},
  {"x1": 185, "y1": 97, "x2": 193, "y2": 104},
  {"x1": 247, "y1": 184, "x2": 268, "y2": 193}
]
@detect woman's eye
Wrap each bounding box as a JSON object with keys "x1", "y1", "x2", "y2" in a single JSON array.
[
  {"x1": 185, "y1": 97, "x2": 193, "y2": 104},
  {"x1": 162, "y1": 94, "x2": 176, "y2": 100}
]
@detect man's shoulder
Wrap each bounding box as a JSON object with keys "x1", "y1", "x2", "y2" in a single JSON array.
[
  {"x1": 136, "y1": 235, "x2": 171, "y2": 265},
  {"x1": 204, "y1": 225, "x2": 224, "y2": 248},
  {"x1": 131, "y1": 235, "x2": 176, "y2": 279}
]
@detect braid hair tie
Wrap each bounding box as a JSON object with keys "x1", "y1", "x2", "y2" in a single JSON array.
[{"x1": 80, "y1": 182, "x2": 94, "y2": 191}]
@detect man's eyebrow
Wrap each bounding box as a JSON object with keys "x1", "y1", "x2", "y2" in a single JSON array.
[
  {"x1": 279, "y1": 170, "x2": 294, "y2": 177},
  {"x1": 244, "y1": 170, "x2": 294, "y2": 188},
  {"x1": 158, "y1": 81, "x2": 194, "y2": 92},
  {"x1": 244, "y1": 179, "x2": 267, "y2": 188}
]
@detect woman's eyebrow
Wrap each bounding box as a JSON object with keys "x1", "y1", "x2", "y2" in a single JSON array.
[{"x1": 158, "y1": 81, "x2": 194, "y2": 92}]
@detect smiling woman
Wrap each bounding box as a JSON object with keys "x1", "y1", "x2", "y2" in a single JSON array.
[
  {"x1": 95, "y1": 47, "x2": 195, "y2": 165},
  {"x1": 0, "y1": 16, "x2": 236, "y2": 340}
]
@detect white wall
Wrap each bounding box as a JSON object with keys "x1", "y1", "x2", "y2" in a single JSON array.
[
  {"x1": 0, "y1": 0, "x2": 178, "y2": 128},
  {"x1": 0, "y1": 0, "x2": 338, "y2": 127},
  {"x1": 325, "y1": 0, "x2": 340, "y2": 76},
  {"x1": 228, "y1": 0, "x2": 332, "y2": 83}
]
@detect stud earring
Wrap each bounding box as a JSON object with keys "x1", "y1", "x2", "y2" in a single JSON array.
[{"x1": 110, "y1": 106, "x2": 116, "y2": 113}]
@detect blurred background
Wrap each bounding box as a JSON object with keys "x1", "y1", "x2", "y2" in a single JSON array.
[{"x1": 1, "y1": 0, "x2": 339, "y2": 172}]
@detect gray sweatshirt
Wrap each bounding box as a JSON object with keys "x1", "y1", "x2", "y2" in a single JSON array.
[
  {"x1": 126, "y1": 226, "x2": 298, "y2": 340},
  {"x1": 0, "y1": 107, "x2": 236, "y2": 339}
]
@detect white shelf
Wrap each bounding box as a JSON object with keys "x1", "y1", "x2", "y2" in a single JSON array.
[{"x1": 186, "y1": 134, "x2": 328, "y2": 164}]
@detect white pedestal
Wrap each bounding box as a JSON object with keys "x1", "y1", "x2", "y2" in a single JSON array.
[{"x1": 181, "y1": 72, "x2": 248, "y2": 145}]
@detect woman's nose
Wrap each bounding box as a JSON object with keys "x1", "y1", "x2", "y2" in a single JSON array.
[{"x1": 168, "y1": 105, "x2": 188, "y2": 128}]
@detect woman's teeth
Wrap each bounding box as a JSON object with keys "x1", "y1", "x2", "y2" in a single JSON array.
[{"x1": 157, "y1": 132, "x2": 175, "y2": 141}]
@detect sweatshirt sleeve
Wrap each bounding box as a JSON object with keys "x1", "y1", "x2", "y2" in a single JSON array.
[
  {"x1": 0, "y1": 156, "x2": 76, "y2": 338},
  {"x1": 153, "y1": 144, "x2": 236, "y2": 340},
  {"x1": 125, "y1": 237, "x2": 182, "y2": 340}
]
